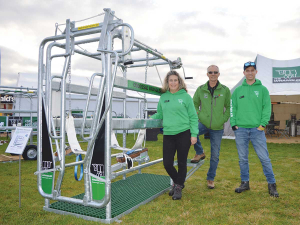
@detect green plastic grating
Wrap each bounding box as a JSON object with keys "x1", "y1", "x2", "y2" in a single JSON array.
[{"x1": 49, "y1": 173, "x2": 170, "y2": 219}]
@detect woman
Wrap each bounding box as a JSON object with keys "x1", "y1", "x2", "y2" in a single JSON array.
[{"x1": 151, "y1": 70, "x2": 198, "y2": 200}]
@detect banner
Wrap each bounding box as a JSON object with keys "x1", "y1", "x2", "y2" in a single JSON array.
[
  {"x1": 272, "y1": 66, "x2": 300, "y2": 83},
  {"x1": 0, "y1": 95, "x2": 14, "y2": 103}
]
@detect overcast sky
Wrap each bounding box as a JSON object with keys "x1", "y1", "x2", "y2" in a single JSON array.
[{"x1": 0, "y1": 0, "x2": 299, "y2": 97}]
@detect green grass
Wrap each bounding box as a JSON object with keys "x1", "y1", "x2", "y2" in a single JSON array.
[{"x1": 0, "y1": 134, "x2": 299, "y2": 225}]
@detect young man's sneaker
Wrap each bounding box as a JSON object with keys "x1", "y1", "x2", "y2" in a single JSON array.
[
  {"x1": 268, "y1": 183, "x2": 279, "y2": 197},
  {"x1": 191, "y1": 153, "x2": 206, "y2": 163},
  {"x1": 172, "y1": 184, "x2": 183, "y2": 200},
  {"x1": 207, "y1": 180, "x2": 215, "y2": 189},
  {"x1": 235, "y1": 181, "x2": 250, "y2": 193}
]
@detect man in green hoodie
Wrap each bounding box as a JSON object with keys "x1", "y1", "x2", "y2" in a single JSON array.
[
  {"x1": 191, "y1": 65, "x2": 231, "y2": 189},
  {"x1": 230, "y1": 61, "x2": 279, "y2": 197}
]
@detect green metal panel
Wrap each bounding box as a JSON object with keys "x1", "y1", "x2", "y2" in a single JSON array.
[
  {"x1": 91, "y1": 176, "x2": 105, "y2": 201},
  {"x1": 41, "y1": 172, "x2": 54, "y2": 194}
]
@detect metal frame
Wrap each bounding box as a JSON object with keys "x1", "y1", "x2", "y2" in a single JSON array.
[
  {"x1": 0, "y1": 86, "x2": 37, "y2": 145},
  {"x1": 37, "y1": 8, "x2": 197, "y2": 223}
]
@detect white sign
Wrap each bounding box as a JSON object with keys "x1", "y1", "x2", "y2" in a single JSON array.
[{"x1": 5, "y1": 127, "x2": 32, "y2": 155}]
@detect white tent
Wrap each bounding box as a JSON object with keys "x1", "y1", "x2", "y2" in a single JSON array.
[{"x1": 223, "y1": 54, "x2": 300, "y2": 138}]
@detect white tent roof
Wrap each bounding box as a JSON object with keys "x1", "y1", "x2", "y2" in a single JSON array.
[{"x1": 231, "y1": 54, "x2": 300, "y2": 95}]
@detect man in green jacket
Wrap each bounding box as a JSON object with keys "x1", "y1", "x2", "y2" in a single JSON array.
[
  {"x1": 191, "y1": 65, "x2": 231, "y2": 189},
  {"x1": 230, "y1": 61, "x2": 279, "y2": 197}
]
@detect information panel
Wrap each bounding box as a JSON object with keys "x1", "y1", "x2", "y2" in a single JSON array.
[{"x1": 5, "y1": 127, "x2": 32, "y2": 155}]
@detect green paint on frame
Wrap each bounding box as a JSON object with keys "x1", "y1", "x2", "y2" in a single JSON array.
[
  {"x1": 41, "y1": 172, "x2": 53, "y2": 194},
  {"x1": 91, "y1": 176, "x2": 105, "y2": 200}
]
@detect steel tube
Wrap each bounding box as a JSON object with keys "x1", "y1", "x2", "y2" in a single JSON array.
[
  {"x1": 0, "y1": 110, "x2": 37, "y2": 113},
  {"x1": 128, "y1": 61, "x2": 169, "y2": 68},
  {"x1": 130, "y1": 56, "x2": 159, "y2": 63},
  {"x1": 116, "y1": 47, "x2": 140, "y2": 53},
  {"x1": 112, "y1": 158, "x2": 163, "y2": 178},
  {"x1": 105, "y1": 34, "x2": 113, "y2": 219},
  {"x1": 80, "y1": 73, "x2": 104, "y2": 141},
  {"x1": 185, "y1": 161, "x2": 205, "y2": 180},
  {"x1": 0, "y1": 86, "x2": 37, "y2": 90},
  {"x1": 0, "y1": 126, "x2": 36, "y2": 130},
  {"x1": 54, "y1": 55, "x2": 71, "y2": 192},
  {"x1": 50, "y1": 53, "x2": 69, "y2": 59},
  {"x1": 134, "y1": 39, "x2": 163, "y2": 55}
]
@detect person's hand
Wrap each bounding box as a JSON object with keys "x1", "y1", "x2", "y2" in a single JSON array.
[
  {"x1": 191, "y1": 137, "x2": 197, "y2": 145},
  {"x1": 232, "y1": 126, "x2": 238, "y2": 131},
  {"x1": 257, "y1": 125, "x2": 265, "y2": 131}
]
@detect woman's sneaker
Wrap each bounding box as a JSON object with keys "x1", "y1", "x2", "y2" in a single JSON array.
[
  {"x1": 169, "y1": 184, "x2": 175, "y2": 196},
  {"x1": 169, "y1": 184, "x2": 184, "y2": 196},
  {"x1": 172, "y1": 184, "x2": 184, "y2": 200}
]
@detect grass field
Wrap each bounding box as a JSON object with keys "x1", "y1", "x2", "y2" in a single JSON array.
[{"x1": 0, "y1": 134, "x2": 299, "y2": 225}]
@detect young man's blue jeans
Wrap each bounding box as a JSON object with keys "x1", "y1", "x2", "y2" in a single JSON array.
[
  {"x1": 194, "y1": 122, "x2": 224, "y2": 181},
  {"x1": 234, "y1": 127, "x2": 276, "y2": 184}
]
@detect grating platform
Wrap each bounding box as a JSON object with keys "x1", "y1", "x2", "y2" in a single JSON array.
[{"x1": 45, "y1": 173, "x2": 170, "y2": 223}]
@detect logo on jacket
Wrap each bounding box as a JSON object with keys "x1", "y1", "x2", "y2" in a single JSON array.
[
  {"x1": 178, "y1": 99, "x2": 183, "y2": 104},
  {"x1": 254, "y1": 91, "x2": 259, "y2": 97},
  {"x1": 204, "y1": 94, "x2": 208, "y2": 98}
]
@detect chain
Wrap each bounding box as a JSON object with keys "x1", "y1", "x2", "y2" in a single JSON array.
[
  {"x1": 18, "y1": 90, "x2": 22, "y2": 122},
  {"x1": 143, "y1": 52, "x2": 149, "y2": 119},
  {"x1": 155, "y1": 65, "x2": 163, "y2": 85},
  {"x1": 68, "y1": 58, "x2": 72, "y2": 117},
  {"x1": 145, "y1": 52, "x2": 149, "y2": 80},
  {"x1": 55, "y1": 13, "x2": 105, "y2": 27}
]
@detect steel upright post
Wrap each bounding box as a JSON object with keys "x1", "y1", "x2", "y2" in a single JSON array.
[
  {"x1": 105, "y1": 33, "x2": 113, "y2": 221},
  {"x1": 122, "y1": 67, "x2": 127, "y2": 180}
]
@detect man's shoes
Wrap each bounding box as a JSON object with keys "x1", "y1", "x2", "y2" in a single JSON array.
[
  {"x1": 207, "y1": 180, "x2": 215, "y2": 189},
  {"x1": 191, "y1": 153, "x2": 206, "y2": 163},
  {"x1": 268, "y1": 183, "x2": 279, "y2": 197},
  {"x1": 172, "y1": 184, "x2": 184, "y2": 200},
  {"x1": 169, "y1": 184, "x2": 184, "y2": 196},
  {"x1": 235, "y1": 181, "x2": 250, "y2": 193}
]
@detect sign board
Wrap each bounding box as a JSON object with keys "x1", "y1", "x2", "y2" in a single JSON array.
[
  {"x1": 127, "y1": 80, "x2": 162, "y2": 96},
  {"x1": 5, "y1": 127, "x2": 32, "y2": 155},
  {"x1": 272, "y1": 66, "x2": 300, "y2": 83},
  {"x1": 0, "y1": 94, "x2": 14, "y2": 103},
  {"x1": 8, "y1": 116, "x2": 23, "y2": 126},
  {"x1": 23, "y1": 117, "x2": 37, "y2": 128},
  {"x1": 0, "y1": 116, "x2": 7, "y2": 127}
]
